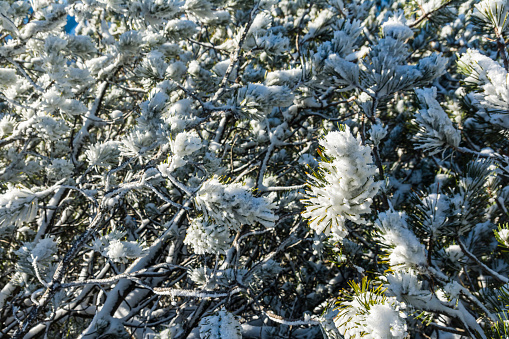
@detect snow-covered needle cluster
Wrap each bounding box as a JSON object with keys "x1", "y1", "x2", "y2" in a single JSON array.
[
  {"x1": 194, "y1": 178, "x2": 277, "y2": 231},
  {"x1": 458, "y1": 48, "x2": 509, "y2": 128},
  {"x1": 199, "y1": 310, "x2": 242, "y2": 339},
  {"x1": 335, "y1": 281, "x2": 408, "y2": 339},
  {"x1": 303, "y1": 126, "x2": 381, "y2": 242},
  {"x1": 374, "y1": 211, "x2": 427, "y2": 270},
  {"x1": 1, "y1": 0, "x2": 509, "y2": 338},
  {"x1": 413, "y1": 87, "x2": 461, "y2": 155}
]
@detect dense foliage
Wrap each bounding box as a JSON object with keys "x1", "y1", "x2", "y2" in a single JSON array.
[{"x1": 0, "y1": 0, "x2": 508, "y2": 338}]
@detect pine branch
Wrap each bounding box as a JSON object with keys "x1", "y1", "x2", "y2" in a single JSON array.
[
  {"x1": 458, "y1": 237, "x2": 508, "y2": 284},
  {"x1": 409, "y1": 0, "x2": 456, "y2": 28}
]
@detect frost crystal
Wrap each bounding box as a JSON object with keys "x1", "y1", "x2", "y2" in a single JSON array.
[
  {"x1": 165, "y1": 19, "x2": 198, "y2": 40},
  {"x1": 137, "y1": 50, "x2": 168, "y2": 79},
  {"x1": 458, "y1": 49, "x2": 509, "y2": 128},
  {"x1": 15, "y1": 236, "x2": 59, "y2": 276},
  {"x1": 91, "y1": 230, "x2": 145, "y2": 263},
  {"x1": 0, "y1": 187, "x2": 39, "y2": 229},
  {"x1": 118, "y1": 31, "x2": 143, "y2": 55},
  {"x1": 164, "y1": 98, "x2": 199, "y2": 132},
  {"x1": 304, "y1": 9, "x2": 334, "y2": 41},
  {"x1": 384, "y1": 270, "x2": 433, "y2": 306},
  {"x1": 335, "y1": 291, "x2": 407, "y2": 339},
  {"x1": 324, "y1": 54, "x2": 360, "y2": 87},
  {"x1": 16, "y1": 113, "x2": 70, "y2": 141},
  {"x1": 0, "y1": 115, "x2": 15, "y2": 138},
  {"x1": 199, "y1": 310, "x2": 242, "y2": 339},
  {"x1": 105, "y1": 240, "x2": 145, "y2": 263},
  {"x1": 413, "y1": 87, "x2": 461, "y2": 154},
  {"x1": 184, "y1": 217, "x2": 230, "y2": 255},
  {"x1": 171, "y1": 131, "x2": 202, "y2": 156},
  {"x1": 86, "y1": 141, "x2": 121, "y2": 168},
  {"x1": 265, "y1": 68, "x2": 302, "y2": 87},
  {"x1": 445, "y1": 244, "x2": 464, "y2": 264},
  {"x1": 141, "y1": 0, "x2": 182, "y2": 21},
  {"x1": 188, "y1": 266, "x2": 211, "y2": 287},
  {"x1": 195, "y1": 178, "x2": 276, "y2": 231},
  {"x1": 167, "y1": 130, "x2": 203, "y2": 170},
  {"x1": 119, "y1": 130, "x2": 157, "y2": 158},
  {"x1": 303, "y1": 126, "x2": 381, "y2": 242},
  {"x1": 166, "y1": 60, "x2": 187, "y2": 80},
  {"x1": 382, "y1": 12, "x2": 413, "y2": 41},
  {"x1": 365, "y1": 304, "x2": 408, "y2": 338},
  {"x1": 248, "y1": 258, "x2": 283, "y2": 282},
  {"x1": 375, "y1": 211, "x2": 427, "y2": 270}
]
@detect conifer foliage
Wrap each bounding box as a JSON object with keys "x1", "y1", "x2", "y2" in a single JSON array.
[{"x1": 0, "y1": 0, "x2": 508, "y2": 338}]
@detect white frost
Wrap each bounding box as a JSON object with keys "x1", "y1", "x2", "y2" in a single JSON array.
[{"x1": 303, "y1": 126, "x2": 381, "y2": 242}]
